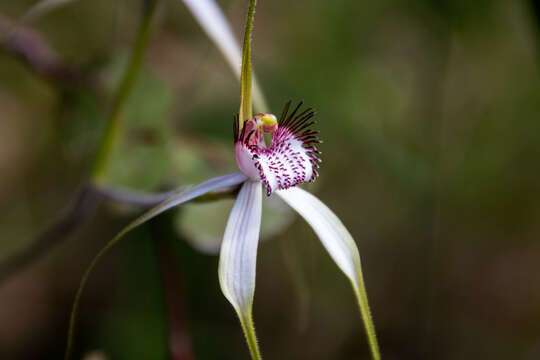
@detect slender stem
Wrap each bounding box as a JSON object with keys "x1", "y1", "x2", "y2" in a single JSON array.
[
  {"x1": 237, "y1": 3, "x2": 261, "y2": 357},
  {"x1": 239, "y1": 312, "x2": 262, "y2": 360},
  {"x1": 63, "y1": 186, "x2": 167, "y2": 360},
  {"x1": 353, "y1": 273, "x2": 381, "y2": 360},
  {"x1": 91, "y1": 0, "x2": 158, "y2": 183},
  {"x1": 64, "y1": 222, "x2": 138, "y2": 360},
  {"x1": 239, "y1": 0, "x2": 257, "y2": 129}
]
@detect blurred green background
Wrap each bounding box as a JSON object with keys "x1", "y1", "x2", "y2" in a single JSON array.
[{"x1": 1, "y1": 0, "x2": 540, "y2": 359}]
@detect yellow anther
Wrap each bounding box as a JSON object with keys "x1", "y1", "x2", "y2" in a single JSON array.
[
  {"x1": 254, "y1": 113, "x2": 278, "y2": 132},
  {"x1": 260, "y1": 113, "x2": 277, "y2": 126}
]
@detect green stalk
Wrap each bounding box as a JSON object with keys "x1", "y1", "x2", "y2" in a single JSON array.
[
  {"x1": 64, "y1": 227, "x2": 124, "y2": 360},
  {"x1": 91, "y1": 0, "x2": 158, "y2": 183},
  {"x1": 236, "y1": 3, "x2": 262, "y2": 359},
  {"x1": 353, "y1": 271, "x2": 381, "y2": 360},
  {"x1": 238, "y1": 0, "x2": 257, "y2": 129},
  {"x1": 239, "y1": 312, "x2": 262, "y2": 360}
]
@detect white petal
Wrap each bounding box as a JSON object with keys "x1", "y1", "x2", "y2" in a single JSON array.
[
  {"x1": 182, "y1": 0, "x2": 240, "y2": 76},
  {"x1": 129, "y1": 172, "x2": 247, "y2": 227},
  {"x1": 218, "y1": 180, "x2": 262, "y2": 314},
  {"x1": 66, "y1": 173, "x2": 247, "y2": 360},
  {"x1": 277, "y1": 187, "x2": 381, "y2": 359},
  {"x1": 276, "y1": 187, "x2": 360, "y2": 280},
  {"x1": 218, "y1": 180, "x2": 263, "y2": 358},
  {"x1": 181, "y1": 0, "x2": 268, "y2": 112}
]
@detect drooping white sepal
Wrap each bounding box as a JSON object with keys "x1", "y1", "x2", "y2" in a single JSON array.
[
  {"x1": 276, "y1": 187, "x2": 360, "y2": 281},
  {"x1": 130, "y1": 172, "x2": 247, "y2": 224},
  {"x1": 181, "y1": 0, "x2": 267, "y2": 112},
  {"x1": 65, "y1": 172, "x2": 248, "y2": 360},
  {"x1": 218, "y1": 180, "x2": 263, "y2": 358},
  {"x1": 276, "y1": 187, "x2": 381, "y2": 359},
  {"x1": 219, "y1": 180, "x2": 262, "y2": 314}
]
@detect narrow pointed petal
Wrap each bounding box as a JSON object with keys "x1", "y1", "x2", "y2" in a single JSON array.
[
  {"x1": 219, "y1": 180, "x2": 263, "y2": 359},
  {"x1": 65, "y1": 172, "x2": 246, "y2": 360},
  {"x1": 181, "y1": 0, "x2": 268, "y2": 113},
  {"x1": 277, "y1": 187, "x2": 381, "y2": 360}
]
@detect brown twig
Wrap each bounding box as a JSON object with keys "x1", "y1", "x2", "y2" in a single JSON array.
[
  {"x1": 0, "y1": 185, "x2": 99, "y2": 285},
  {"x1": 0, "y1": 14, "x2": 91, "y2": 88}
]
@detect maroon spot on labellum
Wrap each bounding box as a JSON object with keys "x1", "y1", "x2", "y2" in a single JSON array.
[{"x1": 234, "y1": 100, "x2": 321, "y2": 195}]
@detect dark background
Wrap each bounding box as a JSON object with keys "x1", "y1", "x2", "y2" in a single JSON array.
[{"x1": 1, "y1": 0, "x2": 540, "y2": 359}]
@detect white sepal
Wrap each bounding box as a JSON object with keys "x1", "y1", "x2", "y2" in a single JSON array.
[
  {"x1": 218, "y1": 180, "x2": 263, "y2": 359},
  {"x1": 66, "y1": 173, "x2": 247, "y2": 360},
  {"x1": 277, "y1": 187, "x2": 361, "y2": 279},
  {"x1": 181, "y1": 0, "x2": 268, "y2": 112},
  {"x1": 126, "y1": 172, "x2": 247, "y2": 224},
  {"x1": 276, "y1": 187, "x2": 381, "y2": 360}
]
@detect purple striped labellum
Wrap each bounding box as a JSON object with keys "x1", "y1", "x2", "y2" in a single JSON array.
[{"x1": 234, "y1": 101, "x2": 322, "y2": 196}]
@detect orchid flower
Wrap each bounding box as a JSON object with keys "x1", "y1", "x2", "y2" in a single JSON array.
[{"x1": 66, "y1": 1, "x2": 381, "y2": 359}]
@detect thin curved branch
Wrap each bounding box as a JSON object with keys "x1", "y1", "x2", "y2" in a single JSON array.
[
  {"x1": 0, "y1": 185, "x2": 99, "y2": 285},
  {"x1": 0, "y1": 14, "x2": 91, "y2": 88}
]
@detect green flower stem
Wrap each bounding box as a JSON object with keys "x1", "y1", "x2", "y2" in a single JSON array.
[
  {"x1": 91, "y1": 0, "x2": 158, "y2": 183},
  {"x1": 353, "y1": 271, "x2": 381, "y2": 360},
  {"x1": 239, "y1": 0, "x2": 256, "y2": 129},
  {"x1": 236, "y1": 4, "x2": 262, "y2": 358},
  {"x1": 64, "y1": 226, "x2": 123, "y2": 360},
  {"x1": 63, "y1": 182, "x2": 170, "y2": 360},
  {"x1": 63, "y1": 197, "x2": 165, "y2": 360},
  {"x1": 239, "y1": 312, "x2": 262, "y2": 360}
]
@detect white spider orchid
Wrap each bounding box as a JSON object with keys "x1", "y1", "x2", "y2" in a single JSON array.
[{"x1": 66, "y1": 1, "x2": 380, "y2": 359}]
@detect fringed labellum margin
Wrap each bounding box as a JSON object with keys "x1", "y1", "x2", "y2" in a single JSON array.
[{"x1": 234, "y1": 101, "x2": 322, "y2": 196}]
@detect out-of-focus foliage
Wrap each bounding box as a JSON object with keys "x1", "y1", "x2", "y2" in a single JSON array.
[
  {"x1": 98, "y1": 55, "x2": 173, "y2": 190},
  {"x1": 1, "y1": 0, "x2": 540, "y2": 359}
]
